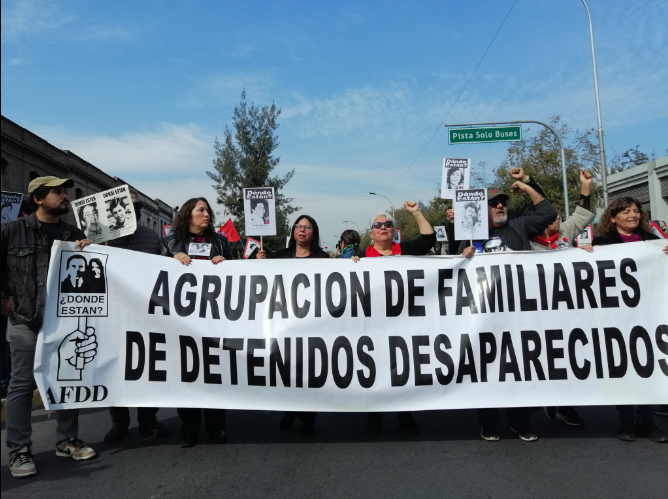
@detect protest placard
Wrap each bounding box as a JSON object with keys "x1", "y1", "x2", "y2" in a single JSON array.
[
  {"x1": 243, "y1": 187, "x2": 276, "y2": 236},
  {"x1": 576, "y1": 225, "x2": 593, "y2": 246},
  {"x1": 440, "y1": 158, "x2": 470, "y2": 199},
  {"x1": 434, "y1": 226, "x2": 448, "y2": 242},
  {"x1": 1, "y1": 191, "x2": 23, "y2": 224},
  {"x1": 454, "y1": 188, "x2": 488, "y2": 241},
  {"x1": 71, "y1": 185, "x2": 136, "y2": 243},
  {"x1": 35, "y1": 240, "x2": 668, "y2": 411},
  {"x1": 244, "y1": 237, "x2": 261, "y2": 258}
]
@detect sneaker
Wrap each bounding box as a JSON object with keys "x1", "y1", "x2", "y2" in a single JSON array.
[
  {"x1": 543, "y1": 407, "x2": 557, "y2": 421},
  {"x1": 637, "y1": 420, "x2": 668, "y2": 443},
  {"x1": 557, "y1": 407, "x2": 585, "y2": 427},
  {"x1": 510, "y1": 426, "x2": 538, "y2": 442},
  {"x1": 209, "y1": 431, "x2": 227, "y2": 444},
  {"x1": 9, "y1": 447, "x2": 37, "y2": 478},
  {"x1": 180, "y1": 433, "x2": 197, "y2": 448},
  {"x1": 398, "y1": 413, "x2": 421, "y2": 434},
  {"x1": 617, "y1": 420, "x2": 636, "y2": 442},
  {"x1": 480, "y1": 426, "x2": 500, "y2": 441},
  {"x1": 56, "y1": 437, "x2": 96, "y2": 460},
  {"x1": 138, "y1": 420, "x2": 168, "y2": 438},
  {"x1": 104, "y1": 422, "x2": 129, "y2": 443},
  {"x1": 655, "y1": 405, "x2": 668, "y2": 417}
]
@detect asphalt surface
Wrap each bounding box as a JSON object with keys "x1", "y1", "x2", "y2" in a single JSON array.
[{"x1": 1, "y1": 405, "x2": 666, "y2": 498}]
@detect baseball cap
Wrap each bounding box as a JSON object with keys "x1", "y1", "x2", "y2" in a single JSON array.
[
  {"x1": 28, "y1": 176, "x2": 74, "y2": 193},
  {"x1": 487, "y1": 188, "x2": 509, "y2": 202}
]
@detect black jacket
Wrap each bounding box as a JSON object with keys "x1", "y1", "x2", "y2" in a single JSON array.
[
  {"x1": 108, "y1": 225, "x2": 162, "y2": 255},
  {"x1": 1, "y1": 213, "x2": 86, "y2": 326},
  {"x1": 160, "y1": 232, "x2": 234, "y2": 260},
  {"x1": 592, "y1": 230, "x2": 659, "y2": 246}
]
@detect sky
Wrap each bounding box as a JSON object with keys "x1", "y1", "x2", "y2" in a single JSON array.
[{"x1": 2, "y1": 0, "x2": 667, "y2": 249}]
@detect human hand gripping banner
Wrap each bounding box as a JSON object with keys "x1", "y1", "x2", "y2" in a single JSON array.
[{"x1": 35, "y1": 241, "x2": 668, "y2": 411}]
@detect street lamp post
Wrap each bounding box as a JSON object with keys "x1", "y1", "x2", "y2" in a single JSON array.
[
  {"x1": 369, "y1": 192, "x2": 395, "y2": 220},
  {"x1": 580, "y1": 0, "x2": 608, "y2": 206},
  {"x1": 445, "y1": 120, "x2": 571, "y2": 218},
  {"x1": 343, "y1": 220, "x2": 360, "y2": 231}
]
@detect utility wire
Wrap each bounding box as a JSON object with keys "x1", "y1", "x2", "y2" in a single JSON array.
[{"x1": 381, "y1": 0, "x2": 519, "y2": 194}]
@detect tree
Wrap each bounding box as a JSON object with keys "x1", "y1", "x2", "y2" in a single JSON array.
[
  {"x1": 207, "y1": 91, "x2": 300, "y2": 252},
  {"x1": 608, "y1": 146, "x2": 654, "y2": 174},
  {"x1": 490, "y1": 116, "x2": 602, "y2": 215}
]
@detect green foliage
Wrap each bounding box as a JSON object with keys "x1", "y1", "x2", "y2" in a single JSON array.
[
  {"x1": 608, "y1": 145, "x2": 654, "y2": 174},
  {"x1": 207, "y1": 91, "x2": 300, "y2": 251},
  {"x1": 490, "y1": 116, "x2": 602, "y2": 215}
]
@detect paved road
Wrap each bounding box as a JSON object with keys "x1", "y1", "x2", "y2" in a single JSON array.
[{"x1": 1, "y1": 405, "x2": 665, "y2": 498}]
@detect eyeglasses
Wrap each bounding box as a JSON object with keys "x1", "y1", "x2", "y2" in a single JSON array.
[
  {"x1": 371, "y1": 221, "x2": 394, "y2": 229},
  {"x1": 293, "y1": 224, "x2": 313, "y2": 231},
  {"x1": 488, "y1": 198, "x2": 508, "y2": 207}
]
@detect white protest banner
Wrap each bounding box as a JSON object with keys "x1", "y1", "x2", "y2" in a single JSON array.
[
  {"x1": 454, "y1": 188, "x2": 488, "y2": 241},
  {"x1": 440, "y1": 158, "x2": 470, "y2": 200},
  {"x1": 35, "y1": 241, "x2": 668, "y2": 412},
  {"x1": 71, "y1": 185, "x2": 136, "y2": 243},
  {"x1": 576, "y1": 225, "x2": 593, "y2": 246},
  {"x1": 244, "y1": 237, "x2": 261, "y2": 259},
  {"x1": 1, "y1": 191, "x2": 23, "y2": 224},
  {"x1": 243, "y1": 187, "x2": 276, "y2": 236},
  {"x1": 434, "y1": 226, "x2": 448, "y2": 242}
]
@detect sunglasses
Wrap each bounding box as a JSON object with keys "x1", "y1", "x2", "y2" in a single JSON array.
[
  {"x1": 488, "y1": 198, "x2": 508, "y2": 207},
  {"x1": 371, "y1": 221, "x2": 394, "y2": 229}
]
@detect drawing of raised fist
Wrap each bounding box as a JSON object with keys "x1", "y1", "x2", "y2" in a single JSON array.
[{"x1": 57, "y1": 318, "x2": 98, "y2": 381}]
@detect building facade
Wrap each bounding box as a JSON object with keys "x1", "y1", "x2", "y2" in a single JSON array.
[
  {"x1": 598, "y1": 155, "x2": 668, "y2": 224},
  {"x1": 1, "y1": 115, "x2": 174, "y2": 233}
]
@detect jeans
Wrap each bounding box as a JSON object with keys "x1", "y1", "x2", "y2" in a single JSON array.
[
  {"x1": 616, "y1": 405, "x2": 653, "y2": 422},
  {"x1": 479, "y1": 407, "x2": 531, "y2": 428},
  {"x1": 1, "y1": 315, "x2": 11, "y2": 386},
  {"x1": 5, "y1": 318, "x2": 79, "y2": 454}
]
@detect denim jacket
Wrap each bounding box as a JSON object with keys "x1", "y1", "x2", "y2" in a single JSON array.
[{"x1": 1, "y1": 213, "x2": 85, "y2": 327}]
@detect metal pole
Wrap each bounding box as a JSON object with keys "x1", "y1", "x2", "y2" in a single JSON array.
[
  {"x1": 581, "y1": 0, "x2": 608, "y2": 206},
  {"x1": 444, "y1": 120, "x2": 571, "y2": 217},
  {"x1": 369, "y1": 192, "x2": 396, "y2": 220},
  {"x1": 343, "y1": 220, "x2": 360, "y2": 231}
]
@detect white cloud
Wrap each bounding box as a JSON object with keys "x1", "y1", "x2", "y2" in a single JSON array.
[
  {"x1": 1, "y1": 0, "x2": 73, "y2": 43},
  {"x1": 178, "y1": 71, "x2": 276, "y2": 109}
]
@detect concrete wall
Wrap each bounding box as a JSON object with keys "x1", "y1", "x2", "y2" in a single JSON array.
[
  {"x1": 1, "y1": 115, "x2": 174, "y2": 233},
  {"x1": 597, "y1": 155, "x2": 668, "y2": 224}
]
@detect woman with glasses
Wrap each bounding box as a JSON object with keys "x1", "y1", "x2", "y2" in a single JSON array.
[
  {"x1": 356, "y1": 201, "x2": 436, "y2": 435},
  {"x1": 253, "y1": 215, "x2": 328, "y2": 434}
]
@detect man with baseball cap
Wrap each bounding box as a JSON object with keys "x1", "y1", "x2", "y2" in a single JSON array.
[
  {"x1": 457, "y1": 178, "x2": 557, "y2": 442},
  {"x1": 1, "y1": 176, "x2": 96, "y2": 478}
]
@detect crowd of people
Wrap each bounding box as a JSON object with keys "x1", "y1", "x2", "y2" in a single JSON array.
[{"x1": 1, "y1": 172, "x2": 667, "y2": 479}]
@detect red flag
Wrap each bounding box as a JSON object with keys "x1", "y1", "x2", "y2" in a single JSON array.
[{"x1": 217, "y1": 218, "x2": 240, "y2": 242}]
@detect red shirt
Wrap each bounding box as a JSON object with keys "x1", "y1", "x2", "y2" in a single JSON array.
[{"x1": 365, "y1": 243, "x2": 402, "y2": 257}]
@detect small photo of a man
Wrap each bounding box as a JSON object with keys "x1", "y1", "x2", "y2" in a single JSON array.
[
  {"x1": 108, "y1": 197, "x2": 128, "y2": 230},
  {"x1": 60, "y1": 255, "x2": 87, "y2": 292},
  {"x1": 78, "y1": 203, "x2": 103, "y2": 238}
]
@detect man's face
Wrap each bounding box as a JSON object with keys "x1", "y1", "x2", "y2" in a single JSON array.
[
  {"x1": 2, "y1": 206, "x2": 10, "y2": 220},
  {"x1": 68, "y1": 258, "x2": 86, "y2": 278},
  {"x1": 254, "y1": 203, "x2": 265, "y2": 217},
  {"x1": 113, "y1": 204, "x2": 125, "y2": 223},
  {"x1": 488, "y1": 198, "x2": 508, "y2": 227},
  {"x1": 83, "y1": 205, "x2": 98, "y2": 224},
  {"x1": 37, "y1": 187, "x2": 69, "y2": 216},
  {"x1": 465, "y1": 207, "x2": 477, "y2": 222}
]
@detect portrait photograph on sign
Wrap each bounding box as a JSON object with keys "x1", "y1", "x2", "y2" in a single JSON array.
[
  {"x1": 576, "y1": 225, "x2": 593, "y2": 246},
  {"x1": 440, "y1": 158, "x2": 470, "y2": 199},
  {"x1": 71, "y1": 184, "x2": 137, "y2": 243},
  {"x1": 1, "y1": 191, "x2": 23, "y2": 224},
  {"x1": 244, "y1": 237, "x2": 261, "y2": 259},
  {"x1": 454, "y1": 188, "x2": 488, "y2": 241},
  {"x1": 434, "y1": 226, "x2": 448, "y2": 242},
  {"x1": 243, "y1": 187, "x2": 276, "y2": 236},
  {"x1": 57, "y1": 251, "x2": 109, "y2": 317}
]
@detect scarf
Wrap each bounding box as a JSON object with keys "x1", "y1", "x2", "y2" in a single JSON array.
[{"x1": 533, "y1": 233, "x2": 559, "y2": 249}]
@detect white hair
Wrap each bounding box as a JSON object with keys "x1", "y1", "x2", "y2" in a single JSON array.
[{"x1": 370, "y1": 211, "x2": 394, "y2": 227}]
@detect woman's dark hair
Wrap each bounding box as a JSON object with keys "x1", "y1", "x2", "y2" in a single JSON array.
[
  {"x1": 596, "y1": 197, "x2": 650, "y2": 237},
  {"x1": 173, "y1": 197, "x2": 216, "y2": 241},
  {"x1": 447, "y1": 167, "x2": 464, "y2": 188},
  {"x1": 288, "y1": 215, "x2": 322, "y2": 254},
  {"x1": 339, "y1": 229, "x2": 362, "y2": 256},
  {"x1": 88, "y1": 258, "x2": 105, "y2": 279}
]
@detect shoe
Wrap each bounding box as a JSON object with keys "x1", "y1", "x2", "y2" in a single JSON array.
[
  {"x1": 104, "y1": 422, "x2": 129, "y2": 443},
  {"x1": 366, "y1": 414, "x2": 382, "y2": 435},
  {"x1": 398, "y1": 413, "x2": 421, "y2": 434},
  {"x1": 543, "y1": 407, "x2": 557, "y2": 421},
  {"x1": 56, "y1": 437, "x2": 96, "y2": 460},
  {"x1": 510, "y1": 426, "x2": 538, "y2": 442},
  {"x1": 617, "y1": 420, "x2": 636, "y2": 442},
  {"x1": 301, "y1": 421, "x2": 316, "y2": 436},
  {"x1": 179, "y1": 433, "x2": 198, "y2": 448},
  {"x1": 138, "y1": 420, "x2": 168, "y2": 437},
  {"x1": 556, "y1": 407, "x2": 585, "y2": 427},
  {"x1": 655, "y1": 405, "x2": 668, "y2": 417},
  {"x1": 209, "y1": 431, "x2": 227, "y2": 444},
  {"x1": 637, "y1": 420, "x2": 668, "y2": 443},
  {"x1": 279, "y1": 412, "x2": 296, "y2": 431},
  {"x1": 9, "y1": 447, "x2": 37, "y2": 478},
  {"x1": 480, "y1": 426, "x2": 500, "y2": 441}
]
